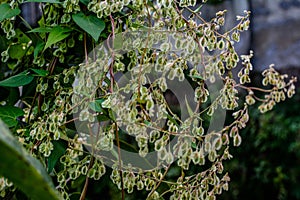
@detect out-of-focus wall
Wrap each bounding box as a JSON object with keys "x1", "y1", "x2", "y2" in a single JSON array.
[
  {"x1": 201, "y1": 0, "x2": 300, "y2": 71},
  {"x1": 20, "y1": 2, "x2": 41, "y2": 27},
  {"x1": 251, "y1": 0, "x2": 300, "y2": 71},
  {"x1": 20, "y1": 1, "x2": 300, "y2": 72}
]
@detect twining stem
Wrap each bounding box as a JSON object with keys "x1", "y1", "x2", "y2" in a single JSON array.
[
  {"x1": 235, "y1": 84, "x2": 273, "y2": 93},
  {"x1": 148, "y1": 165, "x2": 171, "y2": 198},
  {"x1": 79, "y1": 155, "x2": 94, "y2": 200},
  {"x1": 109, "y1": 14, "x2": 125, "y2": 200},
  {"x1": 114, "y1": 124, "x2": 125, "y2": 200},
  {"x1": 80, "y1": 123, "x2": 95, "y2": 200}
]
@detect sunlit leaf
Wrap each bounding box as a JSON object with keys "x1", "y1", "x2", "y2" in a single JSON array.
[
  {"x1": 72, "y1": 12, "x2": 105, "y2": 41},
  {"x1": 28, "y1": 27, "x2": 52, "y2": 33},
  {"x1": 44, "y1": 26, "x2": 72, "y2": 50},
  {"x1": 89, "y1": 99, "x2": 105, "y2": 112},
  {"x1": 0, "y1": 3, "x2": 21, "y2": 22},
  {"x1": 34, "y1": 40, "x2": 45, "y2": 58},
  {"x1": 8, "y1": 30, "x2": 32, "y2": 60},
  {"x1": 0, "y1": 71, "x2": 34, "y2": 87},
  {"x1": 0, "y1": 120, "x2": 61, "y2": 200},
  {"x1": 30, "y1": 68, "x2": 49, "y2": 77}
]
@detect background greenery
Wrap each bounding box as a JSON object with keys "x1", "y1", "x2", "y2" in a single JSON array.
[
  {"x1": 0, "y1": 0, "x2": 299, "y2": 199},
  {"x1": 221, "y1": 73, "x2": 300, "y2": 200}
]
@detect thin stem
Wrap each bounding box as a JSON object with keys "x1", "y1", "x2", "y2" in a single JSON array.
[
  {"x1": 148, "y1": 165, "x2": 171, "y2": 198},
  {"x1": 79, "y1": 156, "x2": 94, "y2": 200},
  {"x1": 84, "y1": 33, "x2": 88, "y2": 65},
  {"x1": 80, "y1": 122, "x2": 96, "y2": 200},
  {"x1": 115, "y1": 124, "x2": 125, "y2": 200},
  {"x1": 49, "y1": 56, "x2": 57, "y2": 76},
  {"x1": 109, "y1": 14, "x2": 125, "y2": 200},
  {"x1": 236, "y1": 84, "x2": 273, "y2": 93},
  {"x1": 109, "y1": 15, "x2": 115, "y2": 93}
]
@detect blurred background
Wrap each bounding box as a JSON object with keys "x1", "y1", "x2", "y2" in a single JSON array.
[
  {"x1": 20, "y1": 0, "x2": 300, "y2": 199},
  {"x1": 203, "y1": 0, "x2": 300, "y2": 199}
]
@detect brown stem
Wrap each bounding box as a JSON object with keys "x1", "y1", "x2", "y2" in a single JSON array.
[
  {"x1": 148, "y1": 165, "x2": 171, "y2": 198},
  {"x1": 79, "y1": 156, "x2": 94, "y2": 200},
  {"x1": 109, "y1": 14, "x2": 125, "y2": 200},
  {"x1": 80, "y1": 123, "x2": 95, "y2": 200},
  {"x1": 49, "y1": 57, "x2": 58, "y2": 76},
  {"x1": 115, "y1": 124, "x2": 125, "y2": 200}
]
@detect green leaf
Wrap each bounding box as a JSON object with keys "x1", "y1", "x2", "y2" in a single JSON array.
[
  {"x1": 79, "y1": 0, "x2": 90, "y2": 5},
  {"x1": 0, "y1": 120, "x2": 61, "y2": 200},
  {"x1": 15, "y1": 29, "x2": 31, "y2": 43},
  {"x1": 6, "y1": 87, "x2": 20, "y2": 106},
  {"x1": 0, "y1": 106, "x2": 24, "y2": 127},
  {"x1": 131, "y1": 22, "x2": 148, "y2": 29},
  {"x1": 28, "y1": 27, "x2": 53, "y2": 33},
  {"x1": 166, "y1": 114, "x2": 179, "y2": 127},
  {"x1": 8, "y1": 44, "x2": 28, "y2": 59},
  {"x1": 7, "y1": 61, "x2": 19, "y2": 70},
  {"x1": 25, "y1": 0, "x2": 62, "y2": 3},
  {"x1": 44, "y1": 26, "x2": 72, "y2": 50},
  {"x1": 193, "y1": 5, "x2": 203, "y2": 13},
  {"x1": 97, "y1": 114, "x2": 110, "y2": 122},
  {"x1": 8, "y1": 30, "x2": 32, "y2": 60},
  {"x1": 30, "y1": 68, "x2": 49, "y2": 77},
  {"x1": 185, "y1": 95, "x2": 194, "y2": 117},
  {"x1": 0, "y1": 71, "x2": 34, "y2": 87},
  {"x1": 34, "y1": 41, "x2": 45, "y2": 58},
  {"x1": 113, "y1": 34, "x2": 123, "y2": 50},
  {"x1": 143, "y1": 120, "x2": 151, "y2": 126},
  {"x1": 89, "y1": 99, "x2": 105, "y2": 112},
  {"x1": 0, "y1": 3, "x2": 21, "y2": 22},
  {"x1": 48, "y1": 140, "x2": 67, "y2": 173},
  {"x1": 108, "y1": 109, "x2": 116, "y2": 121},
  {"x1": 189, "y1": 74, "x2": 204, "y2": 80},
  {"x1": 191, "y1": 142, "x2": 197, "y2": 149},
  {"x1": 72, "y1": 12, "x2": 105, "y2": 41}
]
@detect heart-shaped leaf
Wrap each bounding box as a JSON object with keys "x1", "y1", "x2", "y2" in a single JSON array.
[
  {"x1": 44, "y1": 26, "x2": 72, "y2": 50},
  {"x1": 72, "y1": 12, "x2": 105, "y2": 41},
  {"x1": 0, "y1": 3, "x2": 21, "y2": 22},
  {"x1": 8, "y1": 30, "x2": 32, "y2": 60},
  {"x1": 0, "y1": 71, "x2": 34, "y2": 87},
  {"x1": 0, "y1": 106, "x2": 24, "y2": 127},
  {"x1": 89, "y1": 99, "x2": 105, "y2": 112},
  {"x1": 0, "y1": 120, "x2": 61, "y2": 200}
]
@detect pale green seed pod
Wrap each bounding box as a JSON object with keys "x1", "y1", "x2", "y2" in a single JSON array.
[
  {"x1": 233, "y1": 133, "x2": 242, "y2": 147},
  {"x1": 245, "y1": 95, "x2": 255, "y2": 105}
]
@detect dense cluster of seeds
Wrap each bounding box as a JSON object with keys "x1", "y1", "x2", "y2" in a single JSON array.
[{"x1": 0, "y1": 0, "x2": 297, "y2": 199}]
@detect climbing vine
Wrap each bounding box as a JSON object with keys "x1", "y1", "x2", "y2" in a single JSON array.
[{"x1": 0, "y1": 0, "x2": 297, "y2": 199}]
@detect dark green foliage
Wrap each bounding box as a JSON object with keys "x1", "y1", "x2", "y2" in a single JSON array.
[
  {"x1": 0, "y1": 1, "x2": 297, "y2": 199},
  {"x1": 0, "y1": 120, "x2": 61, "y2": 200},
  {"x1": 221, "y1": 89, "x2": 300, "y2": 200}
]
